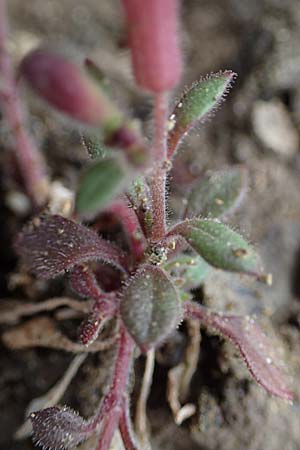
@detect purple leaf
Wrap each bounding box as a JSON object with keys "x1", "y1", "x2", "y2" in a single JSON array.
[
  {"x1": 30, "y1": 406, "x2": 92, "y2": 450},
  {"x1": 16, "y1": 215, "x2": 125, "y2": 278},
  {"x1": 78, "y1": 297, "x2": 117, "y2": 346},
  {"x1": 185, "y1": 302, "x2": 293, "y2": 401}
]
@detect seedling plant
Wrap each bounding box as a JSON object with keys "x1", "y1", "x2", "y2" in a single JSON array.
[{"x1": 0, "y1": 1, "x2": 294, "y2": 449}]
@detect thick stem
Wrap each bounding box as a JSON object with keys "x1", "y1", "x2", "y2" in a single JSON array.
[
  {"x1": 149, "y1": 92, "x2": 169, "y2": 241},
  {"x1": 0, "y1": 0, "x2": 48, "y2": 207}
]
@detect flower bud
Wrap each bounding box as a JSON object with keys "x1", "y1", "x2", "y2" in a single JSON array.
[
  {"x1": 122, "y1": 0, "x2": 182, "y2": 93},
  {"x1": 20, "y1": 49, "x2": 122, "y2": 130}
]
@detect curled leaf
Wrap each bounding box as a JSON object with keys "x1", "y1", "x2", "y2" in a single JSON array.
[
  {"x1": 121, "y1": 265, "x2": 182, "y2": 351},
  {"x1": 186, "y1": 166, "x2": 248, "y2": 219},
  {"x1": 78, "y1": 296, "x2": 117, "y2": 346},
  {"x1": 69, "y1": 265, "x2": 103, "y2": 300},
  {"x1": 16, "y1": 214, "x2": 125, "y2": 278},
  {"x1": 76, "y1": 156, "x2": 128, "y2": 215},
  {"x1": 171, "y1": 219, "x2": 263, "y2": 277},
  {"x1": 30, "y1": 406, "x2": 91, "y2": 450},
  {"x1": 167, "y1": 71, "x2": 236, "y2": 157},
  {"x1": 185, "y1": 302, "x2": 293, "y2": 400}
]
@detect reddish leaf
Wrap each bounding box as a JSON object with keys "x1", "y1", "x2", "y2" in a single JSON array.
[
  {"x1": 69, "y1": 265, "x2": 103, "y2": 300},
  {"x1": 30, "y1": 406, "x2": 91, "y2": 450},
  {"x1": 16, "y1": 215, "x2": 125, "y2": 278},
  {"x1": 185, "y1": 302, "x2": 293, "y2": 401},
  {"x1": 78, "y1": 296, "x2": 117, "y2": 346}
]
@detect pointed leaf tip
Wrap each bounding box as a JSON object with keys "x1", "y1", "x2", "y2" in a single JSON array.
[
  {"x1": 171, "y1": 219, "x2": 263, "y2": 277},
  {"x1": 185, "y1": 302, "x2": 293, "y2": 401},
  {"x1": 121, "y1": 265, "x2": 182, "y2": 350},
  {"x1": 167, "y1": 70, "x2": 237, "y2": 157}
]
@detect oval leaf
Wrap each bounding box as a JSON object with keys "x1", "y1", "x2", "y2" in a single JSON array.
[
  {"x1": 167, "y1": 71, "x2": 236, "y2": 158},
  {"x1": 76, "y1": 156, "x2": 128, "y2": 215},
  {"x1": 121, "y1": 265, "x2": 181, "y2": 351},
  {"x1": 186, "y1": 166, "x2": 248, "y2": 219},
  {"x1": 172, "y1": 219, "x2": 263, "y2": 277},
  {"x1": 21, "y1": 48, "x2": 122, "y2": 129}
]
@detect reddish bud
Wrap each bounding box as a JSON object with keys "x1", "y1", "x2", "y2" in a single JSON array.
[
  {"x1": 122, "y1": 0, "x2": 182, "y2": 93},
  {"x1": 20, "y1": 49, "x2": 122, "y2": 129}
]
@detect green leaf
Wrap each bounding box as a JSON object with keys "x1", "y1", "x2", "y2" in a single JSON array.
[
  {"x1": 121, "y1": 265, "x2": 181, "y2": 351},
  {"x1": 173, "y1": 219, "x2": 263, "y2": 277},
  {"x1": 76, "y1": 156, "x2": 128, "y2": 214},
  {"x1": 186, "y1": 166, "x2": 248, "y2": 219},
  {"x1": 81, "y1": 134, "x2": 108, "y2": 159},
  {"x1": 164, "y1": 254, "x2": 211, "y2": 290},
  {"x1": 167, "y1": 71, "x2": 236, "y2": 158},
  {"x1": 128, "y1": 177, "x2": 153, "y2": 234}
]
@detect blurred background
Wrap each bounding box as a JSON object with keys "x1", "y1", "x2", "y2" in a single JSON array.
[{"x1": 1, "y1": 1, "x2": 300, "y2": 449}]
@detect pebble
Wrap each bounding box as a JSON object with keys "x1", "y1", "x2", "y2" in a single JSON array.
[{"x1": 252, "y1": 99, "x2": 299, "y2": 158}]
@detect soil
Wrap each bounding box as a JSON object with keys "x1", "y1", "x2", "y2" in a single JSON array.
[{"x1": 1, "y1": 1, "x2": 300, "y2": 449}]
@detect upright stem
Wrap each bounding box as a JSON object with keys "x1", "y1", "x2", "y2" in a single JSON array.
[
  {"x1": 92, "y1": 325, "x2": 135, "y2": 450},
  {"x1": 149, "y1": 92, "x2": 169, "y2": 241},
  {"x1": 0, "y1": 0, "x2": 48, "y2": 207}
]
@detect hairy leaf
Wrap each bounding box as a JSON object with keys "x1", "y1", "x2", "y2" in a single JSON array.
[
  {"x1": 30, "y1": 406, "x2": 91, "y2": 450},
  {"x1": 69, "y1": 265, "x2": 103, "y2": 300},
  {"x1": 167, "y1": 71, "x2": 236, "y2": 157},
  {"x1": 186, "y1": 166, "x2": 248, "y2": 219},
  {"x1": 171, "y1": 219, "x2": 263, "y2": 277},
  {"x1": 185, "y1": 302, "x2": 293, "y2": 400},
  {"x1": 121, "y1": 265, "x2": 181, "y2": 351},
  {"x1": 76, "y1": 156, "x2": 128, "y2": 215},
  {"x1": 164, "y1": 254, "x2": 211, "y2": 290},
  {"x1": 16, "y1": 215, "x2": 125, "y2": 278},
  {"x1": 128, "y1": 177, "x2": 153, "y2": 235},
  {"x1": 78, "y1": 297, "x2": 116, "y2": 346}
]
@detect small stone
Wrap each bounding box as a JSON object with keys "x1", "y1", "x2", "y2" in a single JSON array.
[{"x1": 252, "y1": 99, "x2": 299, "y2": 157}]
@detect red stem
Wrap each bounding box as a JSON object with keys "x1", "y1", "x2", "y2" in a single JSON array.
[
  {"x1": 0, "y1": 0, "x2": 48, "y2": 207},
  {"x1": 149, "y1": 92, "x2": 169, "y2": 241},
  {"x1": 119, "y1": 397, "x2": 140, "y2": 450},
  {"x1": 108, "y1": 195, "x2": 147, "y2": 262},
  {"x1": 87, "y1": 325, "x2": 135, "y2": 450}
]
